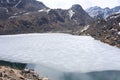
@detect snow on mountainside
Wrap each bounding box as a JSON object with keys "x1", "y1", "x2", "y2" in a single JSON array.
[
  {"x1": 86, "y1": 6, "x2": 120, "y2": 19},
  {"x1": 0, "y1": 33, "x2": 120, "y2": 72},
  {"x1": 0, "y1": 0, "x2": 47, "y2": 9},
  {"x1": 0, "y1": 0, "x2": 48, "y2": 20},
  {"x1": 0, "y1": 2, "x2": 92, "y2": 35}
]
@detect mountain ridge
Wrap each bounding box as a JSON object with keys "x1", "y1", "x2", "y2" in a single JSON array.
[
  {"x1": 0, "y1": 0, "x2": 119, "y2": 48},
  {"x1": 0, "y1": 0, "x2": 93, "y2": 34},
  {"x1": 86, "y1": 6, "x2": 120, "y2": 19},
  {"x1": 79, "y1": 13, "x2": 120, "y2": 48}
]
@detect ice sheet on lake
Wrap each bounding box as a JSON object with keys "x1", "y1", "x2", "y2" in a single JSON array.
[{"x1": 0, "y1": 33, "x2": 120, "y2": 72}]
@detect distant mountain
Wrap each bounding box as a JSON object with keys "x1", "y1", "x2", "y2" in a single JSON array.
[
  {"x1": 0, "y1": 0, "x2": 48, "y2": 20},
  {"x1": 86, "y1": 6, "x2": 120, "y2": 19},
  {"x1": 0, "y1": 0, "x2": 47, "y2": 10},
  {"x1": 0, "y1": 1, "x2": 92, "y2": 34}
]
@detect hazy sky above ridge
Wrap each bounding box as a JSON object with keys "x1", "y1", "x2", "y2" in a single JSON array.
[{"x1": 37, "y1": 0, "x2": 120, "y2": 9}]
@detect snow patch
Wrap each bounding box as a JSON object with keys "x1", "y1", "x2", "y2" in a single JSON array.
[
  {"x1": 14, "y1": 0, "x2": 22, "y2": 8},
  {"x1": 118, "y1": 31, "x2": 120, "y2": 35},
  {"x1": 111, "y1": 28, "x2": 118, "y2": 31},
  {"x1": 19, "y1": 12, "x2": 22, "y2": 14},
  {"x1": 24, "y1": 12, "x2": 30, "y2": 15},
  {"x1": 119, "y1": 23, "x2": 120, "y2": 26},
  {"x1": 2, "y1": 8, "x2": 9, "y2": 13},
  {"x1": 81, "y1": 25, "x2": 90, "y2": 32},
  {"x1": 109, "y1": 15, "x2": 120, "y2": 19},
  {"x1": 38, "y1": 9, "x2": 51, "y2": 14},
  {"x1": 38, "y1": 9, "x2": 45, "y2": 12},
  {"x1": 73, "y1": 19, "x2": 78, "y2": 24},
  {"x1": 97, "y1": 21, "x2": 100, "y2": 23},
  {"x1": 6, "y1": 9, "x2": 8, "y2": 13},
  {"x1": 46, "y1": 9, "x2": 51, "y2": 14},
  {"x1": 13, "y1": 13, "x2": 18, "y2": 16},
  {"x1": 7, "y1": 0, "x2": 9, "y2": 3},
  {"x1": 68, "y1": 9, "x2": 75, "y2": 19},
  {"x1": 9, "y1": 16, "x2": 18, "y2": 19}
]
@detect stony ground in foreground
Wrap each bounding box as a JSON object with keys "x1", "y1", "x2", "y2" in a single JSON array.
[{"x1": 0, "y1": 66, "x2": 48, "y2": 80}]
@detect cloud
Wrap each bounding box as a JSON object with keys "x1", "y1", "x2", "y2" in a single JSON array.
[{"x1": 38, "y1": 0, "x2": 120, "y2": 9}]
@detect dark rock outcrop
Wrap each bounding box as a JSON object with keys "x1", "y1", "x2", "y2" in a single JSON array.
[
  {"x1": 0, "y1": 0, "x2": 48, "y2": 20},
  {"x1": 80, "y1": 13, "x2": 120, "y2": 47},
  {"x1": 0, "y1": 0, "x2": 47, "y2": 10},
  {"x1": 69, "y1": 4, "x2": 93, "y2": 26},
  {"x1": 0, "y1": 2, "x2": 93, "y2": 35}
]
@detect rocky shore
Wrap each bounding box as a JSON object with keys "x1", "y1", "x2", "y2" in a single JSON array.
[
  {"x1": 0, "y1": 60, "x2": 48, "y2": 80},
  {"x1": 0, "y1": 66, "x2": 48, "y2": 80}
]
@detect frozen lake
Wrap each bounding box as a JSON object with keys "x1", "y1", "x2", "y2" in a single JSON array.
[{"x1": 0, "y1": 33, "x2": 120, "y2": 80}]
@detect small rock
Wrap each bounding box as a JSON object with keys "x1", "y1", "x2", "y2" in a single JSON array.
[
  {"x1": 9, "y1": 70, "x2": 14, "y2": 74},
  {"x1": 23, "y1": 69, "x2": 30, "y2": 73},
  {"x1": 19, "y1": 76, "x2": 25, "y2": 80},
  {"x1": 0, "y1": 78, "x2": 3, "y2": 80},
  {"x1": 0, "y1": 72, "x2": 3, "y2": 77},
  {"x1": 4, "y1": 73, "x2": 8, "y2": 77},
  {"x1": 42, "y1": 77, "x2": 48, "y2": 80},
  {"x1": 10, "y1": 78, "x2": 16, "y2": 80}
]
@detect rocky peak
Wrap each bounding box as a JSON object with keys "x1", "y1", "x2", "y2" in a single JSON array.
[
  {"x1": 0, "y1": 0, "x2": 47, "y2": 10},
  {"x1": 86, "y1": 6, "x2": 120, "y2": 19},
  {"x1": 0, "y1": 0, "x2": 48, "y2": 20},
  {"x1": 68, "y1": 4, "x2": 93, "y2": 26},
  {"x1": 90, "y1": 6, "x2": 102, "y2": 10},
  {"x1": 112, "y1": 6, "x2": 120, "y2": 12},
  {"x1": 104, "y1": 7, "x2": 110, "y2": 10},
  {"x1": 70, "y1": 4, "x2": 83, "y2": 12},
  {"x1": 0, "y1": 1, "x2": 93, "y2": 35},
  {"x1": 0, "y1": 0, "x2": 32, "y2": 7}
]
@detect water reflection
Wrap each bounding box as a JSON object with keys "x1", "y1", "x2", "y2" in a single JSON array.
[{"x1": 27, "y1": 63, "x2": 120, "y2": 80}]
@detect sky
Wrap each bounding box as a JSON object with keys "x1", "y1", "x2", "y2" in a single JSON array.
[{"x1": 37, "y1": 0, "x2": 120, "y2": 9}]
